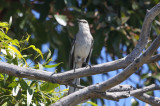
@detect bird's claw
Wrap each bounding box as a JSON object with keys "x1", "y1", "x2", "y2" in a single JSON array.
[{"x1": 82, "y1": 62, "x2": 92, "y2": 68}]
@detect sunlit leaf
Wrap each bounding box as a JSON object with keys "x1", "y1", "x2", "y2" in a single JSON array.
[
  {"x1": 9, "y1": 16, "x2": 12, "y2": 29},
  {"x1": 46, "y1": 49, "x2": 52, "y2": 61},
  {"x1": 22, "y1": 45, "x2": 43, "y2": 59},
  {"x1": 27, "y1": 87, "x2": 34, "y2": 106},
  {"x1": 25, "y1": 33, "x2": 31, "y2": 42},
  {"x1": 87, "y1": 101, "x2": 98, "y2": 106},
  {"x1": 54, "y1": 14, "x2": 68, "y2": 26},
  {"x1": 62, "y1": 89, "x2": 68, "y2": 92},
  {"x1": 8, "y1": 81, "x2": 18, "y2": 88},
  {"x1": 38, "y1": 62, "x2": 43, "y2": 70},
  {"x1": 0, "y1": 30, "x2": 12, "y2": 40},
  {"x1": 44, "y1": 62, "x2": 63, "y2": 68},
  {"x1": 12, "y1": 85, "x2": 20, "y2": 96},
  {"x1": 8, "y1": 46, "x2": 23, "y2": 59},
  {"x1": 2, "y1": 102, "x2": 8, "y2": 106},
  {"x1": 7, "y1": 39, "x2": 20, "y2": 47}
]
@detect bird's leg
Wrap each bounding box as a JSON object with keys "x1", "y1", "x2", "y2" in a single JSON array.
[{"x1": 74, "y1": 62, "x2": 77, "y2": 72}]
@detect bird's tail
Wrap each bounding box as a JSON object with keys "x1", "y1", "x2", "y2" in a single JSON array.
[{"x1": 68, "y1": 78, "x2": 80, "y2": 95}]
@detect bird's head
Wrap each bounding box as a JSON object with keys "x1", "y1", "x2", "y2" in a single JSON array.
[{"x1": 77, "y1": 19, "x2": 90, "y2": 31}]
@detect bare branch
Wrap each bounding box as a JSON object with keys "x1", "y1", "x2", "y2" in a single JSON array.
[
  {"x1": 0, "y1": 53, "x2": 159, "y2": 86},
  {"x1": 135, "y1": 94, "x2": 160, "y2": 106},
  {"x1": 52, "y1": 3, "x2": 160, "y2": 105},
  {"x1": 51, "y1": 28, "x2": 160, "y2": 106},
  {"x1": 146, "y1": 54, "x2": 160, "y2": 63},
  {"x1": 131, "y1": 84, "x2": 160, "y2": 95},
  {"x1": 98, "y1": 84, "x2": 160, "y2": 105},
  {"x1": 107, "y1": 85, "x2": 134, "y2": 92}
]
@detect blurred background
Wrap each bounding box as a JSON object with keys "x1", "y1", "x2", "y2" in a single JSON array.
[{"x1": 1, "y1": 0, "x2": 160, "y2": 105}]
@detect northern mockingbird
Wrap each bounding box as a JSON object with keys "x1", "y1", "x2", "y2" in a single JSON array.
[{"x1": 68, "y1": 19, "x2": 94, "y2": 95}]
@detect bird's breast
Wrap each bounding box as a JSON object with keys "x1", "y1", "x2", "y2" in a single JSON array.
[{"x1": 74, "y1": 32, "x2": 93, "y2": 60}]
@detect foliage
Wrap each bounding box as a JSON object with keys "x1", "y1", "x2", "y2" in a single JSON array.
[{"x1": 0, "y1": 21, "x2": 65, "y2": 105}]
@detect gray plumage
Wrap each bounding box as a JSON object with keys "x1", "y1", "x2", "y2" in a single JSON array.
[{"x1": 68, "y1": 19, "x2": 94, "y2": 95}]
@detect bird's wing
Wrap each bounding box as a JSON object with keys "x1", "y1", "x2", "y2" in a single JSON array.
[
  {"x1": 69, "y1": 37, "x2": 76, "y2": 69},
  {"x1": 83, "y1": 39, "x2": 94, "y2": 67}
]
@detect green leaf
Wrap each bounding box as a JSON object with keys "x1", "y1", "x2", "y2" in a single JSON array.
[
  {"x1": 22, "y1": 45, "x2": 43, "y2": 59},
  {"x1": 44, "y1": 62, "x2": 63, "y2": 68},
  {"x1": 46, "y1": 49, "x2": 52, "y2": 61},
  {"x1": 8, "y1": 46, "x2": 23, "y2": 59},
  {"x1": 9, "y1": 16, "x2": 12, "y2": 29},
  {"x1": 25, "y1": 33, "x2": 31, "y2": 42},
  {"x1": 152, "y1": 73, "x2": 160, "y2": 81},
  {"x1": 2, "y1": 102, "x2": 8, "y2": 106},
  {"x1": 27, "y1": 87, "x2": 34, "y2": 106},
  {"x1": 38, "y1": 62, "x2": 43, "y2": 70},
  {"x1": 87, "y1": 101, "x2": 98, "y2": 106},
  {"x1": 132, "y1": 2, "x2": 138, "y2": 10},
  {"x1": 12, "y1": 85, "x2": 20, "y2": 96},
  {"x1": 23, "y1": 54, "x2": 33, "y2": 60},
  {"x1": 8, "y1": 81, "x2": 18, "y2": 88},
  {"x1": 30, "y1": 81, "x2": 37, "y2": 88},
  {"x1": 40, "y1": 82, "x2": 59, "y2": 92},
  {"x1": 0, "y1": 30, "x2": 12, "y2": 40},
  {"x1": 0, "y1": 22, "x2": 9, "y2": 33},
  {"x1": 121, "y1": 17, "x2": 130, "y2": 25},
  {"x1": 131, "y1": 98, "x2": 139, "y2": 106},
  {"x1": 10, "y1": 39, "x2": 20, "y2": 47},
  {"x1": 54, "y1": 15, "x2": 68, "y2": 26},
  {"x1": 20, "y1": 79, "x2": 28, "y2": 90}
]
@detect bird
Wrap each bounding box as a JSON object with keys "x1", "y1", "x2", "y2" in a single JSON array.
[{"x1": 68, "y1": 19, "x2": 94, "y2": 95}]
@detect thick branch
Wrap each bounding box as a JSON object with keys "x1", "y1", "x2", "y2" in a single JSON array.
[{"x1": 0, "y1": 54, "x2": 159, "y2": 85}]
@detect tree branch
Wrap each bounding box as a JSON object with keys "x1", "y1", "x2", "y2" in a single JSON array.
[
  {"x1": 0, "y1": 53, "x2": 159, "y2": 86},
  {"x1": 52, "y1": 3, "x2": 160, "y2": 105},
  {"x1": 52, "y1": 25, "x2": 160, "y2": 106},
  {"x1": 135, "y1": 93, "x2": 160, "y2": 106},
  {"x1": 98, "y1": 84, "x2": 160, "y2": 105}
]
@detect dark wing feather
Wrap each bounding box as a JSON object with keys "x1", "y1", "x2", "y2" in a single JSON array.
[
  {"x1": 82, "y1": 39, "x2": 94, "y2": 67},
  {"x1": 69, "y1": 38, "x2": 76, "y2": 69}
]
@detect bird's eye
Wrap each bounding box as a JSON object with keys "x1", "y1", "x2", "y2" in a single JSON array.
[{"x1": 83, "y1": 21, "x2": 87, "y2": 23}]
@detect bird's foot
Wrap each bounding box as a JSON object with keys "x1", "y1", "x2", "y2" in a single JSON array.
[{"x1": 82, "y1": 62, "x2": 92, "y2": 68}]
